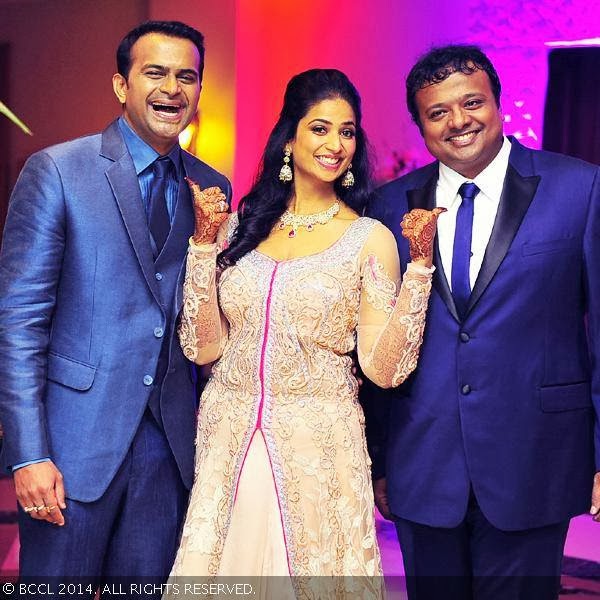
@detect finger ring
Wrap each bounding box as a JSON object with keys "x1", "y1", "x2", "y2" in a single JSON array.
[
  {"x1": 45, "y1": 505, "x2": 56, "y2": 512},
  {"x1": 23, "y1": 506, "x2": 35, "y2": 513},
  {"x1": 35, "y1": 505, "x2": 45, "y2": 512}
]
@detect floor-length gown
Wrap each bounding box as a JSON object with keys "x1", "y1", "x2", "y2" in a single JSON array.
[{"x1": 167, "y1": 215, "x2": 433, "y2": 599}]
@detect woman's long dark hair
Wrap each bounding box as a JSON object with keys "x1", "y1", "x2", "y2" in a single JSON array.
[{"x1": 218, "y1": 68, "x2": 373, "y2": 268}]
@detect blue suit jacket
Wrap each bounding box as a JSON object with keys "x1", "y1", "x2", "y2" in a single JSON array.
[
  {"x1": 0, "y1": 120, "x2": 231, "y2": 501},
  {"x1": 364, "y1": 138, "x2": 600, "y2": 530}
]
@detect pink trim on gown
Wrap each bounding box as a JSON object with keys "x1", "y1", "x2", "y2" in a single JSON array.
[{"x1": 167, "y1": 216, "x2": 433, "y2": 599}]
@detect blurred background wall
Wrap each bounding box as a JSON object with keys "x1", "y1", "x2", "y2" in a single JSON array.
[
  {"x1": 0, "y1": 0, "x2": 599, "y2": 578},
  {"x1": 0, "y1": 0, "x2": 598, "y2": 221}
]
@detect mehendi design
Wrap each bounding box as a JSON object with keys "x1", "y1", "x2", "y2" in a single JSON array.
[
  {"x1": 178, "y1": 245, "x2": 225, "y2": 364},
  {"x1": 400, "y1": 206, "x2": 445, "y2": 262},
  {"x1": 186, "y1": 178, "x2": 229, "y2": 245},
  {"x1": 359, "y1": 267, "x2": 432, "y2": 388}
]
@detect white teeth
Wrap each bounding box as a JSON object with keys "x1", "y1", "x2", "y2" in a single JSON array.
[
  {"x1": 317, "y1": 156, "x2": 340, "y2": 165},
  {"x1": 449, "y1": 131, "x2": 476, "y2": 142}
]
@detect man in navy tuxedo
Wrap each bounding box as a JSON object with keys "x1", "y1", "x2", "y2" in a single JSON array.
[
  {"x1": 365, "y1": 45, "x2": 600, "y2": 599},
  {"x1": 0, "y1": 21, "x2": 230, "y2": 590}
]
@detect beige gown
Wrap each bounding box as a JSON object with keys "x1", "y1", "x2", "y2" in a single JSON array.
[{"x1": 168, "y1": 215, "x2": 433, "y2": 599}]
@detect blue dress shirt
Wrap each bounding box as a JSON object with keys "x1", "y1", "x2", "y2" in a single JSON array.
[{"x1": 117, "y1": 117, "x2": 181, "y2": 223}]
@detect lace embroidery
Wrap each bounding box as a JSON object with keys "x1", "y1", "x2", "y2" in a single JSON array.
[
  {"x1": 169, "y1": 218, "x2": 424, "y2": 594},
  {"x1": 360, "y1": 269, "x2": 432, "y2": 388},
  {"x1": 178, "y1": 246, "x2": 219, "y2": 362},
  {"x1": 225, "y1": 211, "x2": 239, "y2": 246},
  {"x1": 178, "y1": 214, "x2": 241, "y2": 366},
  {"x1": 361, "y1": 254, "x2": 397, "y2": 314}
]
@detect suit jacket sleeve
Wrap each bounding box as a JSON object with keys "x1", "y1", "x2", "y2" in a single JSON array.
[
  {"x1": 0, "y1": 151, "x2": 66, "y2": 469},
  {"x1": 584, "y1": 167, "x2": 600, "y2": 470},
  {"x1": 359, "y1": 379, "x2": 392, "y2": 480}
]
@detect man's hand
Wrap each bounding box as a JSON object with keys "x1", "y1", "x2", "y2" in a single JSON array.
[
  {"x1": 186, "y1": 178, "x2": 229, "y2": 246},
  {"x1": 373, "y1": 477, "x2": 392, "y2": 521},
  {"x1": 590, "y1": 472, "x2": 600, "y2": 522},
  {"x1": 14, "y1": 461, "x2": 66, "y2": 526}
]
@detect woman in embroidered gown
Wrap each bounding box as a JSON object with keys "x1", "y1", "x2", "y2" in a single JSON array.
[{"x1": 167, "y1": 70, "x2": 443, "y2": 598}]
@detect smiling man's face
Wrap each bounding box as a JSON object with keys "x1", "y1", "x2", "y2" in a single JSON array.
[
  {"x1": 415, "y1": 68, "x2": 503, "y2": 179},
  {"x1": 112, "y1": 32, "x2": 201, "y2": 155}
]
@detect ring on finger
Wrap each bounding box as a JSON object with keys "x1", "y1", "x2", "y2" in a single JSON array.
[
  {"x1": 45, "y1": 505, "x2": 56, "y2": 512},
  {"x1": 23, "y1": 506, "x2": 36, "y2": 513},
  {"x1": 34, "y1": 505, "x2": 46, "y2": 512}
]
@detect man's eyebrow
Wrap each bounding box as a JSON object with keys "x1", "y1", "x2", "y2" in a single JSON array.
[
  {"x1": 425, "y1": 93, "x2": 484, "y2": 111},
  {"x1": 177, "y1": 68, "x2": 199, "y2": 77},
  {"x1": 142, "y1": 64, "x2": 199, "y2": 76}
]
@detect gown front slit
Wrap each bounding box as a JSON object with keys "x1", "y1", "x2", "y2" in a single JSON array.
[{"x1": 167, "y1": 215, "x2": 433, "y2": 599}]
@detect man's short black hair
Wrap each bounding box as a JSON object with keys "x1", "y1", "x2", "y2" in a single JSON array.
[
  {"x1": 406, "y1": 44, "x2": 501, "y2": 130},
  {"x1": 116, "y1": 20, "x2": 205, "y2": 80}
]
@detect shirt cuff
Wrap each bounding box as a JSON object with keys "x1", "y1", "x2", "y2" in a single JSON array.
[{"x1": 12, "y1": 458, "x2": 51, "y2": 472}]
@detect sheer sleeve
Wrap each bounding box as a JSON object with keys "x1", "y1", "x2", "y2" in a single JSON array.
[
  {"x1": 178, "y1": 214, "x2": 236, "y2": 365},
  {"x1": 357, "y1": 222, "x2": 433, "y2": 389}
]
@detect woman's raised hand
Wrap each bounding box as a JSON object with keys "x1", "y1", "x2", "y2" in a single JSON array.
[
  {"x1": 400, "y1": 207, "x2": 446, "y2": 267},
  {"x1": 186, "y1": 177, "x2": 229, "y2": 245}
]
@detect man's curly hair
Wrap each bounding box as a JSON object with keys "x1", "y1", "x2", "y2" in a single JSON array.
[{"x1": 406, "y1": 45, "x2": 501, "y2": 131}]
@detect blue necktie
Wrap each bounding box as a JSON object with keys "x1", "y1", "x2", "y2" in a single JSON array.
[
  {"x1": 148, "y1": 156, "x2": 172, "y2": 257},
  {"x1": 451, "y1": 182, "x2": 480, "y2": 318}
]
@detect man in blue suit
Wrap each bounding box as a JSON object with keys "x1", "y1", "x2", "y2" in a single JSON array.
[
  {"x1": 0, "y1": 20, "x2": 230, "y2": 589},
  {"x1": 365, "y1": 45, "x2": 600, "y2": 599}
]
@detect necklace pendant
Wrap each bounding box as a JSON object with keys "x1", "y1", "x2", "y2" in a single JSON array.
[{"x1": 278, "y1": 201, "x2": 340, "y2": 240}]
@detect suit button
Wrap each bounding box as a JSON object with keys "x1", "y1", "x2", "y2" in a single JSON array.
[
  {"x1": 143, "y1": 375, "x2": 154, "y2": 386},
  {"x1": 460, "y1": 332, "x2": 470, "y2": 342},
  {"x1": 461, "y1": 384, "x2": 471, "y2": 395},
  {"x1": 155, "y1": 272, "x2": 163, "y2": 281},
  {"x1": 154, "y1": 327, "x2": 164, "y2": 338}
]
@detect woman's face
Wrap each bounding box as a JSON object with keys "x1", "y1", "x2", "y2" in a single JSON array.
[{"x1": 289, "y1": 97, "x2": 356, "y2": 187}]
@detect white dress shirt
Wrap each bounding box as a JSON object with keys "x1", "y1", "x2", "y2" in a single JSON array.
[{"x1": 435, "y1": 136, "x2": 512, "y2": 291}]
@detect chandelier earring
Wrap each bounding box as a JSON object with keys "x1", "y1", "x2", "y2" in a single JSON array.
[
  {"x1": 278, "y1": 146, "x2": 293, "y2": 183},
  {"x1": 341, "y1": 163, "x2": 355, "y2": 188}
]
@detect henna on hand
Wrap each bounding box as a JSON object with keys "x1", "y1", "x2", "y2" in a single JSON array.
[
  {"x1": 186, "y1": 177, "x2": 229, "y2": 245},
  {"x1": 400, "y1": 207, "x2": 446, "y2": 262}
]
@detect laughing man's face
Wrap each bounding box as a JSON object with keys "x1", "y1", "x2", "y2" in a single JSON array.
[{"x1": 112, "y1": 32, "x2": 202, "y2": 155}]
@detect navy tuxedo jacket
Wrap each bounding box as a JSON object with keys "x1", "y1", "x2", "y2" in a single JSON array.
[
  {"x1": 365, "y1": 138, "x2": 600, "y2": 530},
  {"x1": 0, "y1": 120, "x2": 231, "y2": 501}
]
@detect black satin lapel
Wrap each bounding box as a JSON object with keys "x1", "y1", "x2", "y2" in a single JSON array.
[
  {"x1": 467, "y1": 164, "x2": 540, "y2": 313},
  {"x1": 433, "y1": 241, "x2": 460, "y2": 322},
  {"x1": 408, "y1": 174, "x2": 460, "y2": 321},
  {"x1": 407, "y1": 174, "x2": 437, "y2": 211},
  {"x1": 105, "y1": 158, "x2": 161, "y2": 303}
]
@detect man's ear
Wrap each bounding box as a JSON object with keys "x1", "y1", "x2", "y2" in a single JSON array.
[{"x1": 112, "y1": 73, "x2": 128, "y2": 105}]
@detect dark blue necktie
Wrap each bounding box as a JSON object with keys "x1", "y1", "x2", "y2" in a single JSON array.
[
  {"x1": 148, "y1": 156, "x2": 172, "y2": 257},
  {"x1": 451, "y1": 182, "x2": 480, "y2": 318}
]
